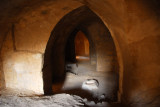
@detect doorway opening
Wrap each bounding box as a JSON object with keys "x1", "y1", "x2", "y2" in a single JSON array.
[
  {"x1": 43, "y1": 6, "x2": 119, "y2": 105},
  {"x1": 65, "y1": 30, "x2": 96, "y2": 76},
  {"x1": 75, "y1": 31, "x2": 90, "y2": 60}
]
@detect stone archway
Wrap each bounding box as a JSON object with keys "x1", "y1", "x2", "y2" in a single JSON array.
[{"x1": 43, "y1": 6, "x2": 119, "y2": 101}]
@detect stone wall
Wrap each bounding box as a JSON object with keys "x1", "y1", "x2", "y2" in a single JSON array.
[
  {"x1": 0, "y1": 0, "x2": 160, "y2": 106},
  {"x1": 0, "y1": 0, "x2": 83, "y2": 94},
  {"x1": 42, "y1": 6, "x2": 118, "y2": 94},
  {"x1": 80, "y1": 21, "x2": 118, "y2": 72},
  {"x1": 122, "y1": 0, "x2": 160, "y2": 106}
]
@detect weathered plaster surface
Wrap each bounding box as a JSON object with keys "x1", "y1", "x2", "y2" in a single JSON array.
[{"x1": 0, "y1": 0, "x2": 160, "y2": 106}]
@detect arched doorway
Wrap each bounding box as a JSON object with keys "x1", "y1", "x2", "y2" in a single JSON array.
[
  {"x1": 64, "y1": 30, "x2": 96, "y2": 75},
  {"x1": 43, "y1": 6, "x2": 119, "y2": 102},
  {"x1": 75, "y1": 31, "x2": 90, "y2": 59}
]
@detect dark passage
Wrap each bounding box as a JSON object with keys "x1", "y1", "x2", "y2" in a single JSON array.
[{"x1": 43, "y1": 6, "x2": 119, "y2": 106}]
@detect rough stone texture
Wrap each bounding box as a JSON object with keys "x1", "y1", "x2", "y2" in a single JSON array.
[
  {"x1": 0, "y1": 94, "x2": 85, "y2": 107},
  {"x1": 0, "y1": 25, "x2": 11, "y2": 89},
  {"x1": 0, "y1": 0, "x2": 83, "y2": 95},
  {"x1": 84, "y1": 1, "x2": 160, "y2": 106},
  {"x1": 84, "y1": 0, "x2": 126, "y2": 100},
  {"x1": 121, "y1": 1, "x2": 160, "y2": 106},
  {"x1": 0, "y1": 56, "x2": 5, "y2": 89},
  {"x1": 0, "y1": 94, "x2": 124, "y2": 107},
  {"x1": 42, "y1": 6, "x2": 118, "y2": 95},
  {"x1": 14, "y1": 0, "x2": 83, "y2": 53},
  {"x1": 82, "y1": 22, "x2": 117, "y2": 72},
  {"x1": 1, "y1": 29, "x2": 43, "y2": 94},
  {"x1": 0, "y1": 0, "x2": 160, "y2": 106}
]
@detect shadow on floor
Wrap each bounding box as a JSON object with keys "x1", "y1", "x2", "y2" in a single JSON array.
[{"x1": 54, "y1": 87, "x2": 114, "y2": 103}]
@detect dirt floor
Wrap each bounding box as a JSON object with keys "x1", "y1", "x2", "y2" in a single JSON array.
[
  {"x1": 54, "y1": 59, "x2": 119, "y2": 101},
  {"x1": 0, "y1": 93, "x2": 123, "y2": 107},
  {"x1": 50, "y1": 58, "x2": 120, "y2": 106},
  {"x1": 0, "y1": 58, "x2": 121, "y2": 107}
]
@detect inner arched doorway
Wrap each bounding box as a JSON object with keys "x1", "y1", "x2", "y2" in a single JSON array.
[
  {"x1": 65, "y1": 30, "x2": 91, "y2": 64},
  {"x1": 75, "y1": 31, "x2": 90, "y2": 59},
  {"x1": 65, "y1": 30, "x2": 96, "y2": 75},
  {"x1": 43, "y1": 6, "x2": 119, "y2": 102}
]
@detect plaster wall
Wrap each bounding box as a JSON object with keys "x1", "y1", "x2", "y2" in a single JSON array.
[
  {"x1": 0, "y1": 0, "x2": 83, "y2": 94},
  {"x1": 0, "y1": 0, "x2": 160, "y2": 106},
  {"x1": 122, "y1": 1, "x2": 160, "y2": 106},
  {"x1": 81, "y1": 22, "x2": 117, "y2": 72},
  {"x1": 1, "y1": 28, "x2": 43, "y2": 94}
]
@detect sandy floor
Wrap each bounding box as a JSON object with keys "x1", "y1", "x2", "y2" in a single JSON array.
[
  {"x1": 53, "y1": 59, "x2": 119, "y2": 103},
  {"x1": 0, "y1": 59, "x2": 121, "y2": 107},
  {"x1": 0, "y1": 94, "x2": 84, "y2": 107},
  {"x1": 0, "y1": 93, "x2": 123, "y2": 107}
]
